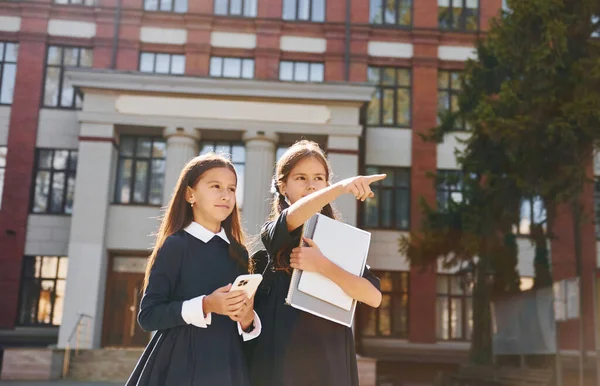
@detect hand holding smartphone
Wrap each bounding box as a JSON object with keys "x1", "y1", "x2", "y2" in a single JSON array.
[{"x1": 230, "y1": 274, "x2": 263, "y2": 299}]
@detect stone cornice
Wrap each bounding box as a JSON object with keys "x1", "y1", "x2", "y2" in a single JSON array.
[{"x1": 64, "y1": 68, "x2": 375, "y2": 103}]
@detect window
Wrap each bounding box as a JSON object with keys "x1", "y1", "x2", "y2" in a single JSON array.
[
  {"x1": 209, "y1": 57, "x2": 254, "y2": 79},
  {"x1": 139, "y1": 52, "x2": 185, "y2": 75},
  {"x1": 363, "y1": 166, "x2": 410, "y2": 230},
  {"x1": 115, "y1": 137, "x2": 166, "y2": 205},
  {"x1": 200, "y1": 142, "x2": 246, "y2": 207},
  {"x1": 359, "y1": 271, "x2": 409, "y2": 339},
  {"x1": 144, "y1": 0, "x2": 187, "y2": 12},
  {"x1": 31, "y1": 149, "x2": 78, "y2": 214},
  {"x1": 515, "y1": 197, "x2": 546, "y2": 235},
  {"x1": 54, "y1": 0, "x2": 95, "y2": 5},
  {"x1": 436, "y1": 274, "x2": 472, "y2": 340},
  {"x1": 370, "y1": 0, "x2": 412, "y2": 26},
  {"x1": 214, "y1": 0, "x2": 257, "y2": 17},
  {"x1": 367, "y1": 67, "x2": 411, "y2": 127},
  {"x1": 18, "y1": 256, "x2": 68, "y2": 326},
  {"x1": 438, "y1": 0, "x2": 478, "y2": 31},
  {"x1": 593, "y1": 16, "x2": 600, "y2": 38},
  {"x1": 438, "y1": 70, "x2": 468, "y2": 130},
  {"x1": 0, "y1": 42, "x2": 17, "y2": 105},
  {"x1": 43, "y1": 46, "x2": 92, "y2": 109},
  {"x1": 282, "y1": 0, "x2": 325, "y2": 22},
  {"x1": 276, "y1": 145, "x2": 288, "y2": 162},
  {"x1": 279, "y1": 61, "x2": 324, "y2": 83},
  {"x1": 436, "y1": 170, "x2": 464, "y2": 211},
  {"x1": 595, "y1": 179, "x2": 600, "y2": 238}
]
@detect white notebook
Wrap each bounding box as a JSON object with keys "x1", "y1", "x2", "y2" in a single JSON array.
[{"x1": 285, "y1": 213, "x2": 371, "y2": 326}]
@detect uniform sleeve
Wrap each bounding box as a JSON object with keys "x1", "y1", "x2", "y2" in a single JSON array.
[
  {"x1": 362, "y1": 265, "x2": 381, "y2": 298},
  {"x1": 260, "y1": 209, "x2": 302, "y2": 257},
  {"x1": 138, "y1": 235, "x2": 188, "y2": 332}
]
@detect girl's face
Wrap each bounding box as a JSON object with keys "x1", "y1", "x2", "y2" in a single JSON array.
[
  {"x1": 280, "y1": 156, "x2": 328, "y2": 205},
  {"x1": 187, "y1": 167, "x2": 237, "y2": 230}
]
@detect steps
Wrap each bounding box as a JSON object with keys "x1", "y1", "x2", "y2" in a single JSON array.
[{"x1": 67, "y1": 348, "x2": 143, "y2": 382}]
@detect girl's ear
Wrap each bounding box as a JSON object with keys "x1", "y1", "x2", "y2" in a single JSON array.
[
  {"x1": 278, "y1": 181, "x2": 286, "y2": 196},
  {"x1": 185, "y1": 186, "x2": 194, "y2": 204}
]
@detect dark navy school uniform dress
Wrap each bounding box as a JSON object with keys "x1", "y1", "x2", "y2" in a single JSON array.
[
  {"x1": 249, "y1": 209, "x2": 381, "y2": 386},
  {"x1": 125, "y1": 223, "x2": 260, "y2": 386}
]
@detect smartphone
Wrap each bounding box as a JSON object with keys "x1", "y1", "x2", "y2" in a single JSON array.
[{"x1": 230, "y1": 274, "x2": 263, "y2": 299}]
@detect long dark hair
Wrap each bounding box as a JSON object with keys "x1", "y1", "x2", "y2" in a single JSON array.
[
  {"x1": 143, "y1": 153, "x2": 248, "y2": 290},
  {"x1": 268, "y1": 140, "x2": 338, "y2": 272}
]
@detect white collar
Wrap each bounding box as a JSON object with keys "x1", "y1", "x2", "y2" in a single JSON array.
[{"x1": 184, "y1": 222, "x2": 230, "y2": 244}]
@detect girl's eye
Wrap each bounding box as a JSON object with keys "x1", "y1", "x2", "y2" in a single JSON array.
[
  {"x1": 297, "y1": 176, "x2": 306, "y2": 181},
  {"x1": 315, "y1": 176, "x2": 324, "y2": 181},
  {"x1": 212, "y1": 184, "x2": 220, "y2": 189},
  {"x1": 229, "y1": 187, "x2": 236, "y2": 193}
]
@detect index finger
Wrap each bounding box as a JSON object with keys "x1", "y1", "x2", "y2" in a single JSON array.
[
  {"x1": 365, "y1": 174, "x2": 387, "y2": 183},
  {"x1": 226, "y1": 290, "x2": 246, "y2": 299}
]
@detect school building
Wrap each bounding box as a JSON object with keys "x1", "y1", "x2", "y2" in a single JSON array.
[{"x1": 0, "y1": 0, "x2": 599, "y2": 384}]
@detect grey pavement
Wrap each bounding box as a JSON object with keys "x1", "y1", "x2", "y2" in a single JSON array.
[{"x1": 0, "y1": 382, "x2": 121, "y2": 386}]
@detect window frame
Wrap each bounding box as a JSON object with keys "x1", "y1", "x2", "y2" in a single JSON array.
[
  {"x1": 438, "y1": 69, "x2": 468, "y2": 131},
  {"x1": 0, "y1": 42, "x2": 18, "y2": 106},
  {"x1": 114, "y1": 136, "x2": 166, "y2": 206},
  {"x1": 143, "y1": 0, "x2": 188, "y2": 13},
  {"x1": 17, "y1": 255, "x2": 68, "y2": 327},
  {"x1": 282, "y1": 0, "x2": 326, "y2": 22},
  {"x1": 53, "y1": 0, "x2": 95, "y2": 5},
  {"x1": 209, "y1": 56, "x2": 255, "y2": 79},
  {"x1": 436, "y1": 169, "x2": 464, "y2": 211},
  {"x1": 436, "y1": 274, "x2": 473, "y2": 341},
  {"x1": 366, "y1": 66, "x2": 412, "y2": 128},
  {"x1": 213, "y1": 0, "x2": 258, "y2": 17},
  {"x1": 438, "y1": 0, "x2": 480, "y2": 32},
  {"x1": 42, "y1": 45, "x2": 92, "y2": 110},
  {"x1": 369, "y1": 0, "x2": 413, "y2": 27},
  {"x1": 139, "y1": 52, "x2": 186, "y2": 75},
  {"x1": 279, "y1": 61, "x2": 325, "y2": 83},
  {"x1": 30, "y1": 148, "x2": 78, "y2": 215},
  {"x1": 358, "y1": 270, "x2": 410, "y2": 339},
  {"x1": 362, "y1": 166, "x2": 410, "y2": 230}
]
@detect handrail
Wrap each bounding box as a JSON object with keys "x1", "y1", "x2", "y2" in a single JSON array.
[{"x1": 62, "y1": 313, "x2": 93, "y2": 378}]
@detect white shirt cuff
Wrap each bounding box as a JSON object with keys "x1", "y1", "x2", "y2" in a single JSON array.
[
  {"x1": 237, "y1": 310, "x2": 262, "y2": 341},
  {"x1": 181, "y1": 295, "x2": 212, "y2": 328}
]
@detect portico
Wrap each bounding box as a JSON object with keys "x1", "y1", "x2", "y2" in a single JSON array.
[{"x1": 56, "y1": 68, "x2": 374, "y2": 348}]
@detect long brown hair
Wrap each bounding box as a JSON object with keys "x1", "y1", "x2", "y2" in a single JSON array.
[
  {"x1": 143, "y1": 153, "x2": 248, "y2": 290},
  {"x1": 268, "y1": 140, "x2": 338, "y2": 271}
]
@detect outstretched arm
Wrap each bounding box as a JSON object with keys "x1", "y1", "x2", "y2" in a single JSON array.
[{"x1": 285, "y1": 174, "x2": 387, "y2": 232}]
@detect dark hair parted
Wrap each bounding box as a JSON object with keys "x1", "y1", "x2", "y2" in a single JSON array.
[{"x1": 143, "y1": 153, "x2": 249, "y2": 290}]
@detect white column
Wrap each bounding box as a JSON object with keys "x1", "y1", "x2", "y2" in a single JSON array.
[
  {"x1": 243, "y1": 130, "x2": 278, "y2": 235},
  {"x1": 327, "y1": 135, "x2": 360, "y2": 226},
  {"x1": 162, "y1": 126, "x2": 201, "y2": 205},
  {"x1": 57, "y1": 123, "x2": 116, "y2": 349}
]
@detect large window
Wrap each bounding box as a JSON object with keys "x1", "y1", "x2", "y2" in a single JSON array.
[
  {"x1": 18, "y1": 256, "x2": 68, "y2": 326},
  {"x1": 595, "y1": 179, "x2": 600, "y2": 238},
  {"x1": 436, "y1": 170, "x2": 464, "y2": 211},
  {"x1": 367, "y1": 67, "x2": 411, "y2": 128},
  {"x1": 0, "y1": 42, "x2": 17, "y2": 105},
  {"x1": 200, "y1": 142, "x2": 246, "y2": 207},
  {"x1": 214, "y1": 0, "x2": 257, "y2": 17},
  {"x1": 279, "y1": 61, "x2": 324, "y2": 83},
  {"x1": 31, "y1": 149, "x2": 78, "y2": 214},
  {"x1": 139, "y1": 52, "x2": 185, "y2": 75},
  {"x1": 43, "y1": 46, "x2": 92, "y2": 109},
  {"x1": 54, "y1": 0, "x2": 95, "y2": 5},
  {"x1": 515, "y1": 197, "x2": 546, "y2": 235},
  {"x1": 438, "y1": 70, "x2": 468, "y2": 130},
  {"x1": 436, "y1": 274, "x2": 472, "y2": 341},
  {"x1": 115, "y1": 137, "x2": 166, "y2": 205},
  {"x1": 369, "y1": 0, "x2": 412, "y2": 26},
  {"x1": 0, "y1": 146, "x2": 6, "y2": 209},
  {"x1": 363, "y1": 166, "x2": 410, "y2": 230},
  {"x1": 438, "y1": 0, "x2": 478, "y2": 32},
  {"x1": 359, "y1": 271, "x2": 409, "y2": 339},
  {"x1": 282, "y1": 0, "x2": 325, "y2": 22},
  {"x1": 209, "y1": 57, "x2": 254, "y2": 79},
  {"x1": 143, "y1": 0, "x2": 187, "y2": 12}
]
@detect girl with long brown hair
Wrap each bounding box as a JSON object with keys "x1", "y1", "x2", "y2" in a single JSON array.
[
  {"x1": 249, "y1": 140, "x2": 384, "y2": 386},
  {"x1": 126, "y1": 153, "x2": 261, "y2": 386}
]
